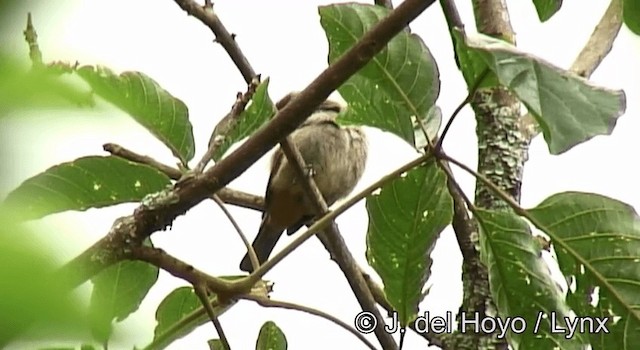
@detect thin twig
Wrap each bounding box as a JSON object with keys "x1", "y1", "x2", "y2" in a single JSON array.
[
  {"x1": 438, "y1": 0, "x2": 465, "y2": 70},
  {"x1": 278, "y1": 138, "x2": 398, "y2": 350},
  {"x1": 440, "y1": 154, "x2": 520, "y2": 214},
  {"x1": 23, "y1": 13, "x2": 43, "y2": 67},
  {"x1": 570, "y1": 0, "x2": 623, "y2": 78},
  {"x1": 130, "y1": 246, "x2": 240, "y2": 295},
  {"x1": 103, "y1": 142, "x2": 265, "y2": 211},
  {"x1": 278, "y1": 137, "x2": 385, "y2": 342},
  {"x1": 104, "y1": 143, "x2": 183, "y2": 179},
  {"x1": 194, "y1": 284, "x2": 231, "y2": 350},
  {"x1": 173, "y1": 0, "x2": 256, "y2": 83},
  {"x1": 240, "y1": 295, "x2": 378, "y2": 350},
  {"x1": 434, "y1": 68, "x2": 489, "y2": 151},
  {"x1": 197, "y1": 77, "x2": 262, "y2": 172},
  {"x1": 212, "y1": 195, "x2": 259, "y2": 272},
  {"x1": 171, "y1": 1, "x2": 434, "y2": 348},
  {"x1": 246, "y1": 153, "x2": 433, "y2": 284},
  {"x1": 59, "y1": 0, "x2": 437, "y2": 297}
]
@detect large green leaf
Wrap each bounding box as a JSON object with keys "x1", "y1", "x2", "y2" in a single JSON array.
[
  {"x1": 365, "y1": 163, "x2": 453, "y2": 326},
  {"x1": 476, "y1": 209, "x2": 587, "y2": 349},
  {"x1": 89, "y1": 248, "x2": 159, "y2": 343},
  {"x1": 153, "y1": 286, "x2": 203, "y2": 349},
  {"x1": 4, "y1": 156, "x2": 171, "y2": 220},
  {"x1": 0, "y1": 54, "x2": 94, "y2": 114},
  {"x1": 76, "y1": 66, "x2": 195, "y2": 165},
  {"x1": 624, "y1": 0, "x2": 640, "y2": 35},
  {"x1": 256, "y1": 321, "x2": 287, "y2": 350},
  {"x1": 211, "y1": 78, "x2": 276, "y2": 161},
  {"x1": 149, "y1": 278, "x2": 267, "y2": 350},
  {"x1": 532, "y1": 0, "x2": 563, "y2": 22},
  {"x1": 528, "y1": 192, "x2": 640, "y2": 349},
  {"x1": 319, "y1": 4, "x2": 440, "y2": 148},
  {"x1": 456, "y1": 31, "x2": 625, "y2": 155}
]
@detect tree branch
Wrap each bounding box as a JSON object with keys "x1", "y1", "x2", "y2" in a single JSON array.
[
  {"x1": 241, "y1": 294, "x2": 378, "y2": 350},
  {"x1": 277, "y1": 137, "x2": 398, "y2": 349},
  {"x1": 520, "y1": 0, "x2": 624, "y2": 139},
  {"x1": 212, "y1": 195, "x2": 259, "y2": 272},
  {"x1": 194, "y1": 284, "x2": 231, "y2": 350},
  {"x1": 58, "y1": 0, "x2": 437, "y2": 297},
  {"x1": 23, "y1": 13, "x2": 43, "y2": 67},
  {"x1": 173, "y1": 0, "x2": 256, "y2": 83},
  {"x1": 197, "y1": 76, "x2": 262, "y2": 172},
  {"x1": 103, "y1": 142, "x2": 265, "y2": 211}
]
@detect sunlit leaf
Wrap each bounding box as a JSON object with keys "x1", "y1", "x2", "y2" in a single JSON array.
[
  {"x1": 4, "y1": 156, "x2": 171, "y2": 220},
  {"x1": 456, "y1": 31, "x2": 626, "y2": 154},
  {"x1": 211, "y1": 78, "x2": 276, "y2": 161},
  {"x1": 89, "y1": 243, "x2": 159, "y2": 343},
  {"x1": 76, "y1": 66, "x2": 195, "y2": 164},
  {"x1": 256, "y1": 321, "x2": 287, "y2": 350},
  {"x1": 528, "y1": 192, "x2": 640, "y2": 349},
  {"x1": 366, "y1": 163, "x2": 452, "y2": 326},
  {"x1": 532, "y1": 0, "x2": 563, "y2": 22},
  {"x1": 320, "y1": 3, "x2": 440, "y2": 148},
  {"x1": 476, "y1": 209, "x2": 587, "y2": 349}
]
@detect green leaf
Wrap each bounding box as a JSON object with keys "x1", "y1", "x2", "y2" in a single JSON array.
[
  {"x1": 150, "y1": 280, "x2": 253, "y2": 350},
  {"x1": 476, "y1": 209, "x2": 587, "y2": 349},
  {"x1": 319, "y1": 4, "x2": 440, "y2": 148},
  {"x1": 154, "y1": 287, "x2": 201, "y2": 342},
  {"x1": 76, "y1": 66, "x2": 195, "y2": 165},
  {"x1": 4, "y1": 156, "x2": 171, "y2": 220},
  {"x1": 366, "y1": 163, "x2": 453, "y2": 326},
  {"x1": 624, "y1": 0, "x2": 640, "y2": 35},
  {"x1": 452, "y1": 31, "x2": 496, "y2": 89},
  {"x1": 212, "y1": 78, "x2": 276, "y2": 161},
  {"x1": 207, "y1": 339, "x2": 225, "y2": 350},
  {"x1": 528, "y1": 192, "x2": 640, "y2": 349},
  {"x1": 256, "y1": 321, "x2": 287, "y2": 350},
  {"x1": 459, "y1": 31, "x2": 626, "y2": 154},
  {"x1": 0, "y1": 55, "x2": 94, "y2": 114},
  {"x1": 89, "y1": 248, "x2": 159, "y2": 343},
  {"x1": 532, "y1": 0, "x2": 562, "y2": 22},
  {"x1": 413, "y1": 105, "x2": 442, "y2": 150}
]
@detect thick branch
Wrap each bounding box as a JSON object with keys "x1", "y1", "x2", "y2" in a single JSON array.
[
  {"x1": 103, "y1": 142, "x2": 264, "y2": 211},
  {"x1": 59, "y1": 0, "x2": 436, "y2": 296},
  {"x1": 461, "y1": 1, "x2": 519, "y2": 350}
]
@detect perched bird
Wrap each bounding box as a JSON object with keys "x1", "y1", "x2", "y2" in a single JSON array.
[{"x1": 239, "y1": 93, "x2": 368, "y2": 272}]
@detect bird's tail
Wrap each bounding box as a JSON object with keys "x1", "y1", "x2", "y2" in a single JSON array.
[{"x1": 239, "y1": 220, "x2": 284, "y2": 273}]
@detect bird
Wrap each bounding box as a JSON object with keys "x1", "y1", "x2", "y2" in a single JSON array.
[{"x1": 239, "y1": 93, "x2": 368, "y2": 273}]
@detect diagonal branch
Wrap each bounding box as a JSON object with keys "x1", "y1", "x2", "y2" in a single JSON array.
[
  {"x1": 197, "y1": 77, "x2": 262, "y2": 172},
  {"x1": 241, "y1": 294, "x2": 378, "y2": 350},
  {"x1": 194, "y1": 284, "x2": 231, "y2": 349},
  {"x1": 277, "y1": 138, "x2": 398, "y2": 349},
  {"x1": 520, "y1": 0, "x2": 624, "y2": 139},
  {"x1": 173, "y1": 0, "x2": 256, "y2": 83},
  {"x1": 59, "y1": 0, "x2": 437, "y2": 300}
]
